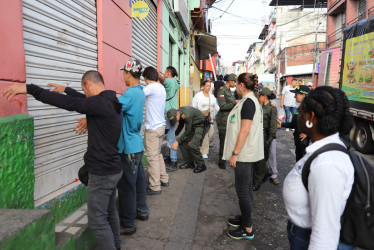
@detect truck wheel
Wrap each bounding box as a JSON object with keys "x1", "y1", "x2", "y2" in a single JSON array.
[{"x1": 353, "y1": 121, "x2": 374, "y2": 154}]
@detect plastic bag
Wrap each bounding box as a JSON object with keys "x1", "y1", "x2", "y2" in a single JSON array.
[{"x1": 278, "y1": 108, "x2": 286, "y2": 121}]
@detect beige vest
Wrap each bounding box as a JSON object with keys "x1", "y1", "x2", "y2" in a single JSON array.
[{"x1": 222, "y1": 91, "x2": 264, "y2": 162}]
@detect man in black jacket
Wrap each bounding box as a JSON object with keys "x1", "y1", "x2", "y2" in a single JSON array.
[{"x1": 2, "y1": 71, "x2": 123, "y2": 250}]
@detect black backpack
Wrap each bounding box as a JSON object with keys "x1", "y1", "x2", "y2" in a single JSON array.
[{"x1": 301, "y1": 143, "x2": 374, "y2": 249}]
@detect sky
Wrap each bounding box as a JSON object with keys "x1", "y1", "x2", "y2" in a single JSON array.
[{"x1": 208, "y1": 0, "x2": 273, "y2": 66}]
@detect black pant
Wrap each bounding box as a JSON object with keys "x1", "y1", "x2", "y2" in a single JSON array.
[
  {"x1": 235, "y1": 162, "x2": 254, "y2": 228},
  {"x1": 218, "y1": 128, "x2": 226, "y2": 161},
  {"x1": 294, "y1": 137, "x2": 309, "y2": 162}
]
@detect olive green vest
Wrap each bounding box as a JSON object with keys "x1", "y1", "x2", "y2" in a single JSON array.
[{"x1": 222, "y1": 91, "x2": 264, "y2": 163}]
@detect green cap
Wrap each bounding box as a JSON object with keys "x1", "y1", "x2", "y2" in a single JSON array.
[
  {"x1": 167, "y1": 108, "x2": 177, "y2": 120},
  {"x1": 259, "y1": 87, "x2": 276, "y2": 100},
  {"x1": 227, "y1": 74, "x2": 237, "y2": 81}
]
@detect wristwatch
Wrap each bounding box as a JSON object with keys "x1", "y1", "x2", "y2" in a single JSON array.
[{"x1": 232, "y1": 151, "x2": 239, "y2": 156}]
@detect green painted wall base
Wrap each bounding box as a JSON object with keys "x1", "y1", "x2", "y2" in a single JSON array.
[
  {"x1": 0, "y1": 114, "x2": 34, "y2": 209},
  {"x1": 0, "y1": 209, "x2": 54, "y2": 250},
  {"x1": 37, "y1": 185, "x2": 87, "y2": 225},
  {"x1": 57, "y1": 228, "x2": 96, "y2": 250}
]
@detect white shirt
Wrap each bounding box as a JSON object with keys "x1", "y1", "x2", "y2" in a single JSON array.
[
  {"x1": 283, "y1": 133, "x2": 354, "y2": 250},
  {"x1": 143, "y1": 82, "x2": 166, "y2": 130},
  {"x1": 282, "y1": 85, "x2": 297, "y2": 107},
  {"x1": 191, "y1": 91, "x2": 220, "y2": 120}
]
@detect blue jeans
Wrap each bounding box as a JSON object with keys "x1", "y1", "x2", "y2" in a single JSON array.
[
  {"x1": 87, "y1": 171, "x2": 123, "y2": 250},
  {"x1": 287, "y1": 221, "x2": 356, "y2": 250},
  {"x1": 117, "y1": 152, "x2": 148, "y2": 228},
  {"x1": 284, "y1": 106, "x2": 297, "y2": 123},
  {"x1": 287, "y1": 220, "x2": 311, "y2": 250},
  {"x1": 165, "y1": 116, "x2": 177, "y2": 162}
]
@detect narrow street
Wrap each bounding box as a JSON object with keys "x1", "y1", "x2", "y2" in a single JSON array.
[{"x1": 121, "y1": 126, "x2": 295, "y2": 250}]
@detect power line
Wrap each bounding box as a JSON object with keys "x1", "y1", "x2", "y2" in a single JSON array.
[{"x1": 214, "y1": 0, "x2": 235, "y2": 20}]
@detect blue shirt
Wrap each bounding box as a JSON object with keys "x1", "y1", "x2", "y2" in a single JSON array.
[{"x1": 117, "y1": 85, "x2": 145, "y2": 154}]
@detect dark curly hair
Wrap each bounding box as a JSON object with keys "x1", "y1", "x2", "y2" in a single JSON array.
[
  {"x1": 299, "y1": 86, "x2": 353, "y2": 136},
  {"x1": 237, "y1": 73, "x2": 258, "y2": 93}
]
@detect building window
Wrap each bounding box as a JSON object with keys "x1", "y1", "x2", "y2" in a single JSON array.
[{"x1": 358, "y1": 0, "x2": 366, "y2": 20}]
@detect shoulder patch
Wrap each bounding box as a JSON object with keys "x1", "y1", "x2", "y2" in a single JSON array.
[
  {"x1": 271, "y1": 104, "x2": 276, "y2": 108},
  {"x1": 219, "y1": 95, "x2": 225, "y2": 98},
  {"x1": 181, "y1": 114, "x2": 186, "y2": 119},
  {"x1": 219, "y1": 86, "x2": 223, "y2": 90}
]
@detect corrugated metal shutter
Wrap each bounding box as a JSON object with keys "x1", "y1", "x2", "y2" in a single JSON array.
[
  {"x1": 22, "y1": 0, "x2": 98, "y2": 207},
  {"x1": 132, "y1": 0, "x2": 157, "y2": 74}
]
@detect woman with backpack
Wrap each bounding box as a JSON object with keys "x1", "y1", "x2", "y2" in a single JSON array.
[{"x1": 282, "y1": 86, "x2": 355, "y2": 249}]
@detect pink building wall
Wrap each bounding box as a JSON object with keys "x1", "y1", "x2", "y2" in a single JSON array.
[
  {"x1": 97, "y1": 0, "x2": 132, "y2": 93},
  {"x1": 0, "y1": 0, "x2": 27, "y2": 117}
]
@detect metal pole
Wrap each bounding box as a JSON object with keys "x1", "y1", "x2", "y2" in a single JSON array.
[{"x1": 311, "y1": 5, "x2": 320, "y2": 83}]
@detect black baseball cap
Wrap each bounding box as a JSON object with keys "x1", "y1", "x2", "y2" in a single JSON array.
[{"x1": 290, "y1": 85, "x2": 310, "y2": 95}]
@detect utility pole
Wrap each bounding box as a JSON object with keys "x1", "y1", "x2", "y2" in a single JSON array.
[{"x1": 311, "y1": 4, "x2": 321, "y2": 84}]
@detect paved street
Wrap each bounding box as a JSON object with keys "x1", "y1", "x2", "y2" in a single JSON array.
[{"x1": 120, "y1": 126, "x2": 296, "y2": 250}]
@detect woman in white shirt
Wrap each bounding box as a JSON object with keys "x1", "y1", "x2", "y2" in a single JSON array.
[
  {"x1": 283, "y1": 86, "x2": 355, "y2": 249},
  {"x1": 192, "y1": 80, "x2": 219, "y2": 159}
]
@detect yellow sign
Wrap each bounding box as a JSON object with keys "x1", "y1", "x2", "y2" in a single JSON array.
[
  {"x1": 132, "y1": 1, "x2": 149, "y2": 20},
  {"x1": 342, "y1": 32, "x2": 374, "y2": 104}
]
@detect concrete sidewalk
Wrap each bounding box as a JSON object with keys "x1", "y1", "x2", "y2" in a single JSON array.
[{"x1": 120, "y1": 126, "x2": 294, "y2": 249}]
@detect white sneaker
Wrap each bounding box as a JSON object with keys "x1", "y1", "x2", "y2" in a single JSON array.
[
  {"x1": 286, "y1": 128, "x2": 290, "y2": 132},
  {"x1": 202, "y1": 154, "x2": 208, "y2": 159}
]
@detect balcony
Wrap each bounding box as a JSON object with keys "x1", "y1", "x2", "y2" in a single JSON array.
[
  {"x1": 327, "y1": 27, "x2": 344, "y2": 47},
  {"x1": 347, "y1": 11, "x2": 366, "y2": 26},
  {"x1": 369, "y1": 6, "x2": 374, "y2": 18},
  {"x1": 328, "y1": 0, "x2": 346, "y2": 15}
]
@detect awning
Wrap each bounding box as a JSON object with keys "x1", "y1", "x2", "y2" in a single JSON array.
[
  {"x1": 194, "y1": 30, "x2": 217, "y2": 60},
  {"x1": 258, "y1": 25, "x2": 269, "y2": 40},
  {"x1": 269, "y1": 0, "x2": 327, "y2": 7}
]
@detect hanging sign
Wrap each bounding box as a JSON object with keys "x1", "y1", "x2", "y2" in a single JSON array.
[{"x1": 132, "y1": 1, "x2": 150, "y2": 20}]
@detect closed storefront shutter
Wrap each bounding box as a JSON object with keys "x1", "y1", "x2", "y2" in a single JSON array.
[
  {"x1": 132, "y1": 0, "x2": 157, "y2": 73},
  {"x1": 22, "y1": 0, "x2": 98, "y2": 206}
]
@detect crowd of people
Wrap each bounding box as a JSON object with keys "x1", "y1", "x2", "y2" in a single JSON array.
[{"x1": 1, "y1": 57, "x2": 357, "y2": 249}]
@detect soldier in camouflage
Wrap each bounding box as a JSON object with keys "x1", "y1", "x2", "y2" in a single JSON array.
[
  {"x1": 253, "y1": 87, "x2": 278, "y2": 191},
  {"x1": 216, "y1": 74, "x2": 238, "y2": 169}
]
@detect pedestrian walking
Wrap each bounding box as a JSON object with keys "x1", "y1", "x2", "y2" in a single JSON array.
[
  {"x1": 280, "y1": 79, "x2": 297, "y2": 123},
  {"x1": 117, "y1": 59, "x2": 148, "y2": 235},
  {"x1": 192, "y1": 80, "x2": 220, "y2": 159},
  {"x1": 278, "y1": 85, "x2": 310, "y2": 161},
  {"x1": 166, "y1": 106, "x2": 209, "y2": 173},
  {"x1": 216, "y1": 73, "x2": 237, "y2": 169},
  {"x1": 2, "y1": 71, "x2": 123, "y2": 250},
  {"x1": 142, "y1": 66, "x2": 169, "y2": 195},
  {"x1": 253, "y1": 87, "x2": 277, "y2": 191},
  {"x1": 225, "y1": 73, "x2": 264, "y2": 240},
  {"x1": 283, "y1": 86, "x2": 354, "y2": 249},
  {"x1": 159, "y1": 66, "x2": 180, "y2": 172}
]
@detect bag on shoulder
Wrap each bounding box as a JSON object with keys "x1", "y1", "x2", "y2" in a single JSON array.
[{"x1": 301, "y1": 143, "x2": 374, "y2": 249}]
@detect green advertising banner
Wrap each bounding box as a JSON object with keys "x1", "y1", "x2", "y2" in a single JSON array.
[{"x1": 342, "y1": 32, "x2": 374, "y2": 104}]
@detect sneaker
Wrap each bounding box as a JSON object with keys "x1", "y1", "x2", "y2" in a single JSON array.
[
  {"x1": 136, "y1": 213, "x2": 149, "y2": 221},
  {"x1": 161, "y1": 182, "x2": 169, "y2": 187},
  {"x1": 166, "y1": 162, "x2": 178, "y2": 172},
  {"x1": 120, "y1": 226, "x2": 136, "y2": 235},
  {"x1": 202, "y1": 154, "x2": 208, "y2": 159},
  {"x1": 227, "y1": 216, "x2": 241, "y2": 228},
  {"x1": 286, "y1": 128, "x2": 290, "y2": 132},
  {"x1": 146, "y1": 188, "x2": 161, "y2": 195},
  {"x1": 227, "y1": 227, "x2": 254, "y2": 240}
]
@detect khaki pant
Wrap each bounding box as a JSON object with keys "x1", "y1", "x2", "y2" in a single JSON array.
[
  {"x1": 200, "y1": 124, "x2": 214, "y2": 155},
  {"x1": 144, "y1": 126, "x2": 168, "y2": 191}
]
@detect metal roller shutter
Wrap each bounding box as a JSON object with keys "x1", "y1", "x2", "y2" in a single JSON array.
[
  {"x1": 132, "y1": 0, "x2": 157, "y2": 73},
  {"x1": 22, "y1": 0, "x2": 98, "y2": 206}
]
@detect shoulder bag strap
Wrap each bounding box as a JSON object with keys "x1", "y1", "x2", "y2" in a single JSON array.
[{"x1": 302, "y1": 143, "x2": 349, "y2": 191}]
